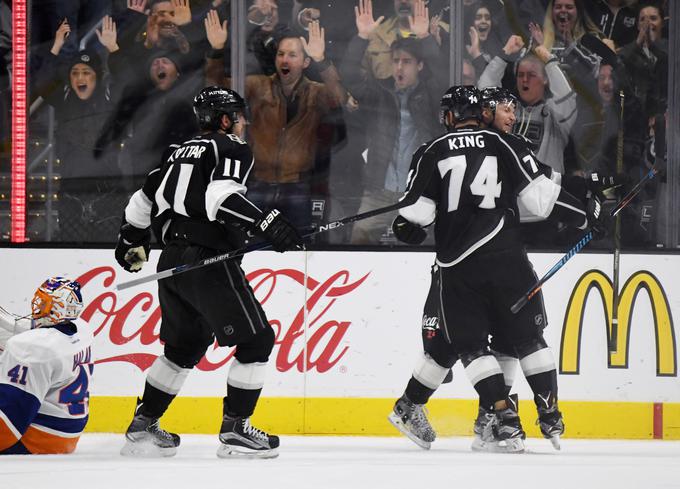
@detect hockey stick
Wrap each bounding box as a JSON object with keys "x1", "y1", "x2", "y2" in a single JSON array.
[
  {"x1": 510, "y1": 166, "x2": 658, "y2": 315},
  {"x1": 510, "y1": 231, "x2": 594, "y2": 314},
  {"x1": 115, "y1": 157, "x2": 436, "y2": 291},
  {"x1": 610, "y1": 91, "x2": 625, "y2": 353},
  {"x1": 115, "y1": 201, "x2": 412, "y2": 291},
  {"x1": 609, "y1": 166, "x2": 657, "y2": 218}
]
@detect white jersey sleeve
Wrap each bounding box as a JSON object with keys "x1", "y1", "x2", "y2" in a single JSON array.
[{"x1": 0, "y1": 324, "x2": 94, "y2": 454}]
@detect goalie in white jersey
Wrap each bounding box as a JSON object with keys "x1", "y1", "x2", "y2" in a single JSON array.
[{"x1": 0, "y1": 277, "x2": 93, "y2": 455}]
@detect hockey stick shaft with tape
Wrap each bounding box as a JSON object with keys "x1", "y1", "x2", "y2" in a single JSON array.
[
  {"x1": 510, "y1": 231, "x2": 594, "y2": 314},
  {"x1": 610, "y1": 90, "x2": 625, "y2": 353},
  {"x1": 116, "y1": 155, "x2": 435, "y2": 291}
]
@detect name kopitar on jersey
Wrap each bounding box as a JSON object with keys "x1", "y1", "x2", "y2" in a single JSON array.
[
  {"x1": 168, "y1": 144, "x2": 207, "y2": 162},
  {"x1": 448, "y1": 134, "x2": 486, "y2": 151}
]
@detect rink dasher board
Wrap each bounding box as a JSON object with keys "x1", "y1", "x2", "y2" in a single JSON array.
[{"x1": 1, "y1": 248, "x2": 678, "y2": 439}]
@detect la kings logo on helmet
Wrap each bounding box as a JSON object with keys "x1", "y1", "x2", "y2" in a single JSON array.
[{"x1": 193, "y1": 86, "x2": 247, "y2": 129}]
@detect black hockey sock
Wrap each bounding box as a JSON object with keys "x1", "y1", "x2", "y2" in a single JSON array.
[
  {"x1": 139, "y1": 382, "x2": 176, "y2": 419},
  {"x1": 472, "y1": 373, "x2": 507, "y2": 408},
  {"x1": 405, "y1": 376, "x2": 437, "y2": 405},
  {"x1": 524, "y1": 369, "x2": 558, "y2": 397},
  {"x1": 224, "y1": 386, "x2": 262, "y2": 418}
]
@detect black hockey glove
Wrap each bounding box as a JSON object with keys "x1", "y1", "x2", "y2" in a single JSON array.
[
  {"x1": 392, "y1": 215, "x2": 427, "y2": 245},
  {"x1": 586, "y1": 172, "x2": 628, "y2": 193},
  {"x1": 115, "y1": 223, "x2": 151, "y2": 273},
  {"x1": 255, "y1": 209, "x2": 304, "y2": 252},
  {"x1": 586, "y1": 193, "x2": 608, "y2": 240}
]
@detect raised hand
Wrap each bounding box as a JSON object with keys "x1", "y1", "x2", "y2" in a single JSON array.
[
  {"x1": 204, "y1": 9, "x2": 228, "y2": 50},
  {"x1": 408, "y1": 0, "x2": 430, "y2": 39},
  {"x1": 301, "y1": 20, "x2": 325, "y2": 62},
  {"x1": 467, "y1": 26, "x2": 481, "y2": 58},
  {"x1": 528, "y1": 22, "x2": 544, "y2": 47},
  {"x1": 503, "y1": 34, "x2": 525, "y2": 56},
  {"x1": 558, "y1": 21, "x2": 573, "y2": 44},
  {"x1": 96, "y1": 15, "x2": 119, "y2": 53},
  {"x1": 51, "y1": 18, "x2": 71, "y2": 55},
  {"x1": 298, "y1": 7, "x2": 321, "y2": 29},
  {"x1": 430, "y1": 13, "x2": 441, "y2": 46},
  {"x1": 636, "y1": 21, "x2": 649, "y2": 47},
  {"x1": 172, "y1": 0, "x2": 192, "y2": 25},
  {"x1": 127, "y1": 0, "x2": 149, "y2": 15},
  {"x1": 355, "y1": 0, "x2": 384, "y2": 40}
]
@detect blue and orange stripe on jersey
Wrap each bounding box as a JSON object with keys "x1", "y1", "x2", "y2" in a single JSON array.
[
  {"x1": 0, "y1": 384, "x2": 40, "y2": 452},
  {"x1": 21, "y1": 412, "x2": 88, "y2": 454},
  {"x1": 0, "y1": 385, "x2": 87, "y2": 454}
]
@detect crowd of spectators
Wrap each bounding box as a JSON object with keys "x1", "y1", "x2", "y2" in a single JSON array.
[{"x1": 13, "y1": 0, "x2": 672, "y2": 248}]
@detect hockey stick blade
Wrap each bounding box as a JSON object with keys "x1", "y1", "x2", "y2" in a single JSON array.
[{"x1": 116, "y1": 154, "x2": 436, "y2": 291}]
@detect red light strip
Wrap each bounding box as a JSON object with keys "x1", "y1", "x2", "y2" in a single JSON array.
[{"x1": 11, "y1": 0, "x2": 27, "y2": 242}]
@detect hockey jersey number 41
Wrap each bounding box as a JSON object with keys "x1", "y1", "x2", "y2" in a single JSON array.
[{"x1": 0, "y1": 323, "x2": 94, "y2": 454}]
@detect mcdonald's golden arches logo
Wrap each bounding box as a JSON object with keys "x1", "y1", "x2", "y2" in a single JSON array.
[{"x1": 560, "y1": 270, "x2": 676, "y2": 377}]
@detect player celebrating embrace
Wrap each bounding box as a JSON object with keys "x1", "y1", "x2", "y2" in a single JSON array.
[
  {"x1": 391, "y1": 86, "x2": 605, "y2": 452},
  {"x1": 0, "y1": 277, "x2": 93, "y2": 455},
  {"x1": 115, "y1": 87, "x2": 303, "y2": 459}
]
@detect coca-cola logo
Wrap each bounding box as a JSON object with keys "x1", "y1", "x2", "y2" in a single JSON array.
[{"x1": 76, "y1": 266, "x2": 369, "y2": 374}]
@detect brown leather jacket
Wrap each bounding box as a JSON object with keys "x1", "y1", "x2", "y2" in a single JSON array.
[{"x1": 206, "y1": 55, "x2": 345, "y2": 183}]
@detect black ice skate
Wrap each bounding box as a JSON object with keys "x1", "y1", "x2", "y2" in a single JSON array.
[
  {"x1": 535, "y1": 391, "x2": 564, "y2": 450},
  {"x1": 480, "y1": 396, "x2": 525, "y2": 453},
  {"x1": 217, "y1": 414, "x2": 280, "y2": 459},
  {"x1": 387, "y1": 395, "x2": 436, "y2": 450},
  {"x1": 120, "y1": 400, "x2": 180, "y2": 457}
]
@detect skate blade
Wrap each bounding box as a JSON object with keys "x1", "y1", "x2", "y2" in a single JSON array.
[
  {"x1": 478, "y1": 437, "x2": 525, "y2": 454},
  {"x1": 387, "y1": 413, "x2": 432, "y2": 450},
  {"x1": 217, "y1": 444, "x2": 279, "y2": 459},
  {"x1": 548, "y1": 434, "x2": 561, "y2": 450},
  {"x1": 120, "y1": 440, "x2": 177, "y2": 458},
  {"x1": 470, "y1": 435, "x2": 486, "y2": 452}
]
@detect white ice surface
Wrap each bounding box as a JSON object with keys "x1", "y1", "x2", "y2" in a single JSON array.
[{"x1": 1, "y1": 435, "x2": 679, "y2": 489}]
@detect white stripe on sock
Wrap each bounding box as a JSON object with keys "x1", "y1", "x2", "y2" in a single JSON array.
[
  {"x1": 146, "y1": 355, "x2": 191, "y2": 395},
  {"x1": 412, "y1": 353, "x2": 450, "y2": 389},
  {"x1": 464, "y1": 355, "x2": 503, "y2": 386},
  {"x1": 520, "y1": 348, "x2": 556, "y2": 377},
  {"x1": 227, "y1": 360, "x2": 267, "y2": 390}
]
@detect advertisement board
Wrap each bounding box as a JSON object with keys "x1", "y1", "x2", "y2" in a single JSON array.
[{"x1": 1, "y1": 249, "x2": 678, "y2": 438}]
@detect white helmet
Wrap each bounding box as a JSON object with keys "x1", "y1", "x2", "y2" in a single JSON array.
[{"x1": 31, "y1": 277, "x2": 83, "y2": 328}]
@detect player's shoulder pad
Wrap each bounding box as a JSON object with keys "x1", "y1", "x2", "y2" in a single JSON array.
[
  {"x1": 422, "y1": 132, "x2": 455, "y2": 153},
  {"x1": 6, "y1": 329, "x2": 60, "y2": 364},
  {"x1": 506, "y1": 132, "x2": 539, "y2": 152},
  {"x1": 213, "y1": 132, "x2": 252, "y2": 160}
]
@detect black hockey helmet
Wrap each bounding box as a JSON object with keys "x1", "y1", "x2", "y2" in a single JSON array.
[
  {"x1": 440, "y1": 85, "x2": 482, "y2": 130},
  {"x1": 193, "y1": 86, "x2": 247, "y2": 130},
  {"x1": 480, "y1": 87, "x2": 518, "y2": 115}
]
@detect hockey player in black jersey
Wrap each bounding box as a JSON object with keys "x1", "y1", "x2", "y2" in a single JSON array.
[
  {"x1": 388, "y1": 87, "x2": 533, "y2": 451},
  {"x1": 114, "y1": 86, "x2": 303, "y2": 459},
  {"x1": 389, "y1": 86, "x2": 606, "y2": 453}
]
